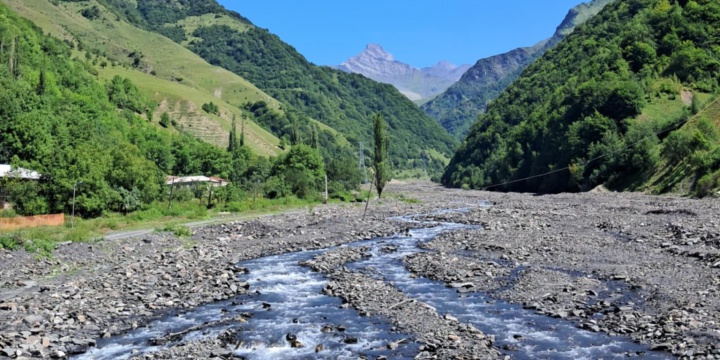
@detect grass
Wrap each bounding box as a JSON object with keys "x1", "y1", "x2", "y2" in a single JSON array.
[
  {"x1": 99, "y1": 67, "x2": 281, "y2": 156},
  {"x1": 632, "y1": 92, "x2": 720, "y2": 195},
  {"x1": 0, "y1": 196, "x2": 322, "y2": 256}
]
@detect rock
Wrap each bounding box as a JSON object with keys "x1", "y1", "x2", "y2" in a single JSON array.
[
  {"x1": 449, "y1": 282, "x2": 474, "y2": 289},
  {"x1": 210, "y1": 348, "x2": 231, "y2": 357},
  {"x1": 285, "y1": 333, "x2": 297, "y2": 342},
  {"x1": 320, "y1": 325, "x2": 333, "y2": 333},
  {"x1": 444, "y1": 314, "x2": 458, "y2": 322},
  {"x1": 290, "y1": 340, "x2": 303, "y2": 348},
  {"x1": 343, "y1": 337, "x2": 358, "y2": 344},
  {"x1": 650, "y1": 343, "x2": 672, "y2": 351},
  {"x1": 447, "y1": 334, "x2": 460, "y2": 342},
  {"x1": 315, "y1": 344, "x2": 324, "y2": 352},
  {"x1": 23, "y1": 315, "x2": 44, "y2": 326}
]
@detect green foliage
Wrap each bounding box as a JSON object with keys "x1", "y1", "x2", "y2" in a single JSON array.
[
  {"x1": 187, "y1": 25, "x2": 457, "y2": 170},
  {"x1": 159, "y1": 112, "x2": 171, "y2": 128},
  {"x1": 271, "y1": 144, "x2": 325, "y2": 199},
  {"x1": 81, "y1": 6, "x2": 101, "y2": 20},
  {"x1": 201, "y1": 101, "x2": 219, "y2": 115},
  {"x1": 157, "y1": 221, "x2": 192, "y2": 237},
  {"x1": 372, "y1": 113, "x2": 391, "y2": 197},
  {"x1": 443, "y1": 0, "x2": 720, "y2": 194},
  {"x1": 0, "y1": 4, "x2": 247, "y2": 217}
]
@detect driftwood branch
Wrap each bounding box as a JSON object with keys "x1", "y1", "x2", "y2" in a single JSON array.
[{"x1": 387, "y1": 298, "x2": 415, "y2": 310}]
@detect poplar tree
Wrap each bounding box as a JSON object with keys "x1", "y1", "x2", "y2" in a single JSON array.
[{"x1": 372, "y1": 112, "x2": 390, "y2": 197}]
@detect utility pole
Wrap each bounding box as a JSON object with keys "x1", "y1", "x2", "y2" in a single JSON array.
[
  {"x1": 323, "y1": 173, "x2": 328, "y2": 204},
  {"x1": 359, "y1": 142, "x2": 368, "y2": 184}
]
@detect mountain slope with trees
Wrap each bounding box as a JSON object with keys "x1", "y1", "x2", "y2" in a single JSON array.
[
  {"x1": 0, "y1": 3, "x2": 263, "y2": 216},
  {"x1": 422, "y1": 0, "x2": 613, "y2": 139},
  {"x1": 91, "y1": 0, "x2": 458, "y2": 174},
  {"x1": 443, "y1": 0, "x2": 720, "y2": 196},
  {"x1": 1, "y1": 0, "x2": 285, "y2": 156}
]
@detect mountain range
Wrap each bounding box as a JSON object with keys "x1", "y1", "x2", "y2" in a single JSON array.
[{"x1": 336, "y1": 44, "x2": 470, "y2": 103}]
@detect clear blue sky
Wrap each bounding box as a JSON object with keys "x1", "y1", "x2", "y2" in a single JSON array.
[{"x1": 218, "y1": 1, "x2": 585, "y2": 68}]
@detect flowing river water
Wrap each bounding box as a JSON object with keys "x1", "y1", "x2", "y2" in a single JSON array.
[{"x1": 75, "y1": 209, "x2": 673, "y2": 360}]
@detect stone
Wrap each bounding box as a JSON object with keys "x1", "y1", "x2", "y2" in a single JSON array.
[
  {"x1": 315, "y1": 344, "x2": 324, "y2": 352},
  {"x1": 23, "y1": 315, "x2": 44, "y2": 326},
  {"x1": 651, "y1": 343, "x2": 672, "y2": 351},
  {"x1": 210, "y1": 348, "x2": 231, "y2": 357},
  {"x1": 444, "y1": 314, "x2": 458, "y2": 322},
  {"x1": 285, "y1": 333, "x2": 297, "y2": 342},
  {"x1": 343, "y1": 337, "x2": 358, "y2": 344}
]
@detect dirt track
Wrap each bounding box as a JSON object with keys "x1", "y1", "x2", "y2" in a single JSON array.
[{"x1": 0, "y1": 182, "x2": 718, "y2": 359}]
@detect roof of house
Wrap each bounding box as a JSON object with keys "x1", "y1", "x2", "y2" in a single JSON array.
[
  {"x1": 0, "y1": 165, "x2": 42, "y2": 180},
  {"x1": 165, "y1": 175, "x2": 229, "y2": 186}
]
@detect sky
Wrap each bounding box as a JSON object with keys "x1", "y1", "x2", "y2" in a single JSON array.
[{"x1": 218, "y1": 0, "x2": 587, "y2": 68}]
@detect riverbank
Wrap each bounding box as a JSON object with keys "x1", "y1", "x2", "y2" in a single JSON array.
[{"x1": 0, "y1": 182, "x2": 717, "y2": 359}]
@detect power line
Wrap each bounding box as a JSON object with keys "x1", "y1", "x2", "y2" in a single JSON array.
[{"x1": 481, "y1": 109, "x2": 703, "y2": 191}]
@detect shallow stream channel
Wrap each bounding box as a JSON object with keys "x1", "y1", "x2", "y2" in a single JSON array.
[{"x1": 76, "y1": 208, "x2": 673, "y2": 359}]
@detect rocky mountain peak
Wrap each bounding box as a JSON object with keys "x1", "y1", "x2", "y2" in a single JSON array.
[
  {"x1": 362, "y1": 43, "x2": 394, "y2": 61},
  {"x1": 337, "y1": 44, "x2": 470, "y2": 102}
]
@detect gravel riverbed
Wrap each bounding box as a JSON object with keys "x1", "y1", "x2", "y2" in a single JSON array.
[{"x1": 0, "y1": 182, "x2": 717, "y2": 359}]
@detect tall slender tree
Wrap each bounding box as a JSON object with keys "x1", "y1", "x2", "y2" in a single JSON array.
[
  {"x1": 240, "y1": 116, "x2": 245, "y2": 147},
  {"x1": 228, "y1": 114, "x2": 238, "y2": 153},
  {"x1": 310, "y1": 124, "x2": 319, "y2": 149},
  {"x1": 372, "y1": 112, "x2": 390, "y2": 197}
]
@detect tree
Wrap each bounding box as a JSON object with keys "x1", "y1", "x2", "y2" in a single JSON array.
[
  {"x1": 310, "y1": 124, "x2": 318, "y2": 149},
  {"x1": 159, "y1": 112, "x2": 171, "y2": 128},
  {"x1": 240, "y1": 117, "x2": 245, "y2": 147},
  {"x1": 228, "y1": 115, "x2": 238, "y2": 153},
  {"x1": 372, "y1": 113, "x2": 390, "y2": 197}
]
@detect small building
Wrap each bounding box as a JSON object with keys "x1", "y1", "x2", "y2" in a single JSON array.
[
  {"x1": 0, "y1": 164, "x2": 42, "y2": 210},
  {"x1": 165, "y1": 175, "x2": 229, "y2": 187}
]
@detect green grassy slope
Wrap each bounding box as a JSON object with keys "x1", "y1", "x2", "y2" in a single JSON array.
[
  {"x1": 1, "y1": 0, "x2": 284, "y2": 156},
  {"x1": 443, "y1": 0, "x2": 720, "y2": 196},
  {"x1": 96, "y1": 0, "x2": 458, "y2": 173},
  {"x1": 0, "y1": 2, "x2": 252, "y2": 217}
]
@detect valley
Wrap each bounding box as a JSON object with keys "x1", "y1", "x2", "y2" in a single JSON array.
[{"x1": 1, "y1": 0, "x2": 720, "y2": 359}]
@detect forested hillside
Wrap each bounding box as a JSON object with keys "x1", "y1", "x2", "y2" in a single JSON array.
[
  {"x1": 0, "y1": 3, "x2": 257, "y2": 216},
  {"x1": 94, "y1": 0, "x2": 458, "y2": 173},
  {"x1": 443, "y1": 0, "x2": 720, "y2": 196},
  {"x1": 422, "y1": 0, "x2": 613, "y2": 139},
  {"x1": 2, "y1": 0, "x2": 284, "y2": 157}
]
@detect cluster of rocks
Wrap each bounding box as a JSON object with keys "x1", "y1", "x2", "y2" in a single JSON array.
[
  {"x1": 404, "y1": 252, "x2": 511, "y2": 293},
  {"x1": 409, "y1": 191, "x2": 720, "y2": 359}
]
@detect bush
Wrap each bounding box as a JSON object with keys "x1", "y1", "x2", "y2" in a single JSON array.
[{"x1": 696, "y1": 170, "x2": 720, "y2": 198}]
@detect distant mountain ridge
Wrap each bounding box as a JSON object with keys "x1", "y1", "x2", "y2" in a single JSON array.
[
  {"x1": 336, "y1": 44, "x2": 470, "y2": 102},
  {"x1": 422, "y1": 0, "x2": 614, "y2": 139}
]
